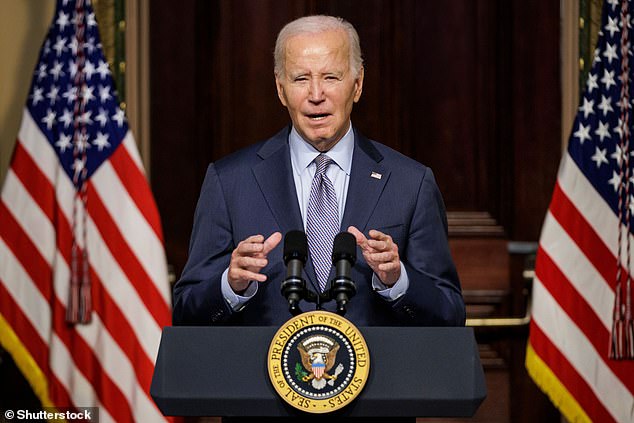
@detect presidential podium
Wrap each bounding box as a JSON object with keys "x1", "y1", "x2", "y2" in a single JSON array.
[{"x1": 150, "y1": 325, "x2": 486, "y2": 419}]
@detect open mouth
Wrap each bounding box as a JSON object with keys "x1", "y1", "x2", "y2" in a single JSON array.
[{"x1": 306, "y1": 113, "x2": 331, "y2": 121}]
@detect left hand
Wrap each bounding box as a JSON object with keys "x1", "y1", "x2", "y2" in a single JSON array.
[{"x1": 348, "y1": 226, "x2": 401, "y2": 287}]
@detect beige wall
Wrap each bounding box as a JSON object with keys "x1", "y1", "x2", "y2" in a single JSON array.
[{"x1": 0, "y1": 0, "x2": 55, "y2": 186}]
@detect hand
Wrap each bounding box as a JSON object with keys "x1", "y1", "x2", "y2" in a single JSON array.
[
  {"x1": 348, "y1": 226, "x2": 401, "y2": 287},
  {"x1": 228, "y1": 232, "x2": 282, "y2": 293}
]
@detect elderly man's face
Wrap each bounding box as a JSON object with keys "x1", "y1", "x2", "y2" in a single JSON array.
[{"x1": 276, "y1": 29, "x2": 364, "y2": 151}]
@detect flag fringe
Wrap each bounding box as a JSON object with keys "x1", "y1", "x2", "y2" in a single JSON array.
[
  {"x1": 525, "y1": 342, "x2": 592, "y2": 423},
  {"x1": 0, "y1": 313, "x2": 63, "y2": 419}
]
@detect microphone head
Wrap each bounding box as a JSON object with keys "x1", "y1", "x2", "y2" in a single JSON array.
[
  {"x1": 283, "y1": 230, "x2": 308, "y2": 264},
  {"x1": 332, "y1": 232, "x2": 357, "y2": 265}
]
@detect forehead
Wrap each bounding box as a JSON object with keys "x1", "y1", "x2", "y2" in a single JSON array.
[{"x1": 283, "y1": 29, "x2": 350, "y2": 69}]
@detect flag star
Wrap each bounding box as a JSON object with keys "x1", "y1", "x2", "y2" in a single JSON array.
[
  {"x1": 95, "y1": 108, "x2": 109, "y2": 127},
  {"x1": 41, "y1": 109, "x2": 57, "y2": 130},
  {"x1": 597, "y1": 95, "x2": 614, "y2": 115},
  {"x1": 608, "y1": 171, "x2": 621, "y2": 192},
  {"x1": 30, "y1": 87, "x2": 44, "y2": 105},
  {"x1": 603, "y1": 43, "x2": 619, "y2": 64},
  {"x1": 55, "y1": 133, "x2": 73, "y2": 152},
  {"x1": 87, "y1": 12, "x2": 97, "y2": 27},
  {"x1": 614, "y1": 117, "x2": 625, "y2": 138},
  {"x1": 98, "y1": 85, "x2": 112, "y2": 103},
  {"x1": 81, "y1": 85, "x2": 95, "y2": 104},
  {"x1": 593, "y1": 47, "x2": 601, "y2": 65},
  {"x1": 46, "y1": 85, "x2": 60, "y2": 105},
  {"x1": 49, "y1": 61, "x2": 65, "y2": 81},
  {"x1": 591, "y1": 147, "x2": 609, "y2": 168},
  {"x1": 79, "y1": 111, "x2": 93, "y2": 125},
  {"x1": 579, "y1": 97, "x2": 595, "y2": 119},
  {"x1": 58, "y1": 108, "x2": 73, "y2": 128},
  {"x1": 92, "y1": 132, "x2": 111, "y2": 151},
  {"x1": 96, "y1": 60, "x2": 111, "y2": 79},
  {"x1": 595, "y1": 121, "x2": 611, "y2": 141},
  {"x1": 53, "y1": 36, "x2": 67, "y2": 56},
  {"x1": 62, "y1": 85, "x2": 77, "y2": 104},
  {"x1": 605, "y1": 16, "x2": 620, "y2": 37},
  {"x1": 84, "y1": 60, "x2": 96, "y2": 80},
  {"x1": 43, "y1": 39, "x2": 51, "y2": 56},
  {"x1": 67, "y1": 37, "x2": 78, "y2": 56},
  {"x1": 68, "y1": 60, "x2": 78, "y2": 79},
  {"x1": 112, "y1": 108, "x2": 125, "y2": 127},
  {"x1": 85, "y1": 37, "x2": 96, "y2": 55},
  {"x1": 601, "y1": 69, "x2": 616, "y2": 90},
  {"x1": 612, "y1": 144, "x2": 625, "y2": 166},
  {"x1": 607, "y1": 0, "x2": 619, "y2": 10},
  {"x1": 573, "y1": 122, "x2": 591, "y2": 144},
  {"x1": 586, "y1": 73, "x2": 599, "y2": 93},
  {"x1": 56, "y1": 11, "x2": 70, "y2": 31},
  {"x1": 35, "y1": 63, "x2": 48, "y2": 81}
]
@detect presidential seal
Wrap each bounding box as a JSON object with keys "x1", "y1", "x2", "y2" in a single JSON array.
[{"x1": 267, "y1": 310, "x2": 370, "y2": 413}]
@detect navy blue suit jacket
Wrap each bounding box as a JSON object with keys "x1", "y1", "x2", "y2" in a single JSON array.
[{"x1": 172, "y1": 127, "x2": 465, "y2": 326}]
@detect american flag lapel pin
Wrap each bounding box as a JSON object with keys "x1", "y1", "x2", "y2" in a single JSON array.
[{"x1": 370, "y1": 171, "x2": 382, "y2": 180}]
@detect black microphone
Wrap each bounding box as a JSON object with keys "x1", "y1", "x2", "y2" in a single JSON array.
[
  {"x1": 330, "y1": 232, "x2": 357, "y2": 316},
  {"x1": 281, "y1": 230, "x2": 308, "y2": 315}
]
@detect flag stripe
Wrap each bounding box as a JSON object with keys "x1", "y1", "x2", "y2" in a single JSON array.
[
  {"x1": 535, "y1": 247, "x2": 634, "y2": 392},
  {"x1": 529, "y1": 322, "x2": 615, "y2": 423},
  {"x1": 539, "y1": 211, "x2": 615, "y2": 330},
  {"x1": 90, "y1": 158, "x2": 170, "y2": 304},
  {"x1": 532, "y1": 278, "x2": 633, "y2": 422},
  {"x1": 110, "y1": 135, "x2": 164, "y2": 242},
  {"x1": 10, "y1": 142, "x2": 56, "y2": 223},
  {"x1": 86, "y1": 182, "x2": 171, "y2": 323}
]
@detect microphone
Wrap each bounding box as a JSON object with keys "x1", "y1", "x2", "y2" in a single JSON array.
[
  {"x1": 281, "y1": 230, "x2": 308, "y2": 315},
  {"x1": 330, "y1": 232, "x2": 357, "y2": 316}
]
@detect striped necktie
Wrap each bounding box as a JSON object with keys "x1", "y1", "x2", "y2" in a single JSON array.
[{"x1": 306, "y1": 154, "x2": 339, "y2": 292}]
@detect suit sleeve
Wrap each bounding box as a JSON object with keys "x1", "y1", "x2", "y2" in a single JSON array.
[
  {"x1": 390, "y1": 168, "x2": 466, "y2": 326},
  {"x1": 172, "y1": 164, "x2": 236, "y2": 325}
]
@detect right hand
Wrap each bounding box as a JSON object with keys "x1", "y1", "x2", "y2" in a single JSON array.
[{"x1": 228, "y1": 232, "x2": 282, "y2": 293}]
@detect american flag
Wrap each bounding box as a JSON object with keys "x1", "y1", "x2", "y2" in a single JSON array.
[
  {"x1": 526, "y1": 0, "x2": 634, "y2": 421},
  {"x1": 0, "y1": 0, "x2": 172, "y2": 421}
]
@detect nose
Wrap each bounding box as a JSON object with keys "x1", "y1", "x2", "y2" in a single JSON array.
[{"x1": 308, "y1": 79, "x2": 325, "y2": 103}]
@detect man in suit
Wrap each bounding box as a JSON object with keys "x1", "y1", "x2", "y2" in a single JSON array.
[{"x1": 172, "y1": 15, "x2": 465, "y2": 327}]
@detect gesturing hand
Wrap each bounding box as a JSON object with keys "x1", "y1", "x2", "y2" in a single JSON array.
[
  {"x1": 347, "y1": 226, "x2": 401, "y2": 287},
  {"x1": 228, "y1": 232, "x2": 282, "y2": 293}
]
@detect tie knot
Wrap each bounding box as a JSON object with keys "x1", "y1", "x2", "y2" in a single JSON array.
[{"x1": 314, "y1": 154, "x2": 334, "y2": 175}]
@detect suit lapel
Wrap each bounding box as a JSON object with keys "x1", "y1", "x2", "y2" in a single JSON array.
[
  {"x1": 252, "y1": 129, "x2": 319, "y2": 288},
  {"x1": 341, "y1": 131, "x2": 390, "y2": 233}
]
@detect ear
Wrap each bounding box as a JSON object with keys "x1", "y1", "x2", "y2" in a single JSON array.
[
  {"x1": 353, "y1": 66, "x2": 364, "y2": 103},
  {"x1": 275, "y1": 74, "x2": 288, "y2": 107}
]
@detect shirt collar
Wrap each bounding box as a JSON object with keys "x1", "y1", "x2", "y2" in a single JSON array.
[{"x1": 289, "y1": 124, "x2": 354, "y2": 176}]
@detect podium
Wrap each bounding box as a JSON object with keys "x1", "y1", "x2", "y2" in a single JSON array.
[{"x1": 150, "y1": 325, "x2": 486, "y2": 418}]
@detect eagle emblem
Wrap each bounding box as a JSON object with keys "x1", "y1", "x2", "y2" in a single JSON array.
[{"x1": 296, "y1": 335, "x2": 344, "y2": 390}]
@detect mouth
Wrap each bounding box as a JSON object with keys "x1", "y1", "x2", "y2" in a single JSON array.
[{"x1": 305, "y1": 113, "x2": 331, "y2": 121}]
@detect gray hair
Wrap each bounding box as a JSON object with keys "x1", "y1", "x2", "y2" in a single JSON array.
[{"x1": 274, "y1": 15, "x2": 363, "y2": 78}]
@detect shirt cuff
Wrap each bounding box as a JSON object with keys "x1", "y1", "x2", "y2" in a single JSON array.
[
  {"x1": 221, "y1": 267, "x2": 258, "y2": 311},
  {"x1": 372, "y1": 262, "x2": 409, "y2": 301}
]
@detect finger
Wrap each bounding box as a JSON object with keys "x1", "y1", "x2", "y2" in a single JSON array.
[
  {"x1": 347, "y1": 226, "x2": 368, "y2": 248},
  {"x1": 368, "y1": 229, "x2": 390, "y2": 241},
  {"x1": 367, "y1": 238, "x2": 391, "y2": 251},
  {"x1": 236, "y1": 256, "x2": 268, "y2": 269},
  {"x1": 367, "y1": 251, "x2": 395, "y2": 263},
  {"x1": 262, "y1": 231, "x2": 282, "y2": 256},
  {"x1": 378, "y1": 262, "x2": 401, "y2": 273},
  {"x1": 230, "y1": 268, "x2": 268, "y2": 283}
]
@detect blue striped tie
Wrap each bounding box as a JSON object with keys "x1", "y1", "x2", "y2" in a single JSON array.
[{"x1": 306, "y1": 154, "x2": 339, "y2": 292}]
